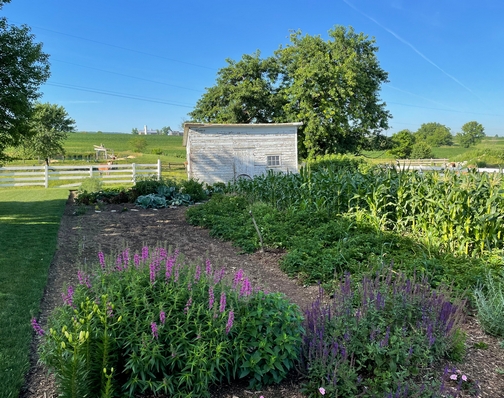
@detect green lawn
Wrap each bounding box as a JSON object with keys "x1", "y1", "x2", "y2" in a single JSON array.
[{"x1": 0, "y1": 189, "x2": 68, "y2": 398}]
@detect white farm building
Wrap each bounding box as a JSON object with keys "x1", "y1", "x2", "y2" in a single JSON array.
[{"x1": 183, "y1": 123, "x2": 302, "y2": 184}]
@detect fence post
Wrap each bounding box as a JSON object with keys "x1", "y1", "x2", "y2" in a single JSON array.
[
  {"x1": 157, "y1": 159, "x2": 161, "y2": 181},
  {"x1": 89, "y1": 166, "x2": 93, "y2": 177},
  {"x1": 132, "y1": 163, "x2": 136, "y2": 184},
  {"x1": 44, "y1": 164, "x2": 49, "y2": 188}
]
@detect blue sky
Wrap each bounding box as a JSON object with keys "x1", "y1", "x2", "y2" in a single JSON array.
[{"x1": 3, "y1": 0, "x2": 504, "y2": 136}]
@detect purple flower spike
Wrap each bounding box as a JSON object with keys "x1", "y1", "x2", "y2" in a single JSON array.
[
  {"x1": 151, "y1": 322, "x2": 158, "y2": 339},
  {"x1": 205, "y1": 259, "x2": 212, "y2": 276},
  {"x1": 165, "y1": 257, "x2": 174, "y2": 280},
  {"x1": 133, "y1": 253, "x2": 140, "y2": 268},
  {"x1": 219, "y1": 292, "x2": 226, "y2": 313},
  {"x1": 142, "y1": 246, "x2": 149, "y2": 260},
  {"x1": 184, "y1": 297, "x2": 192, "y2": 314},
  {"x1": 240, "y1": 277, "x2": 252, "y2": 297},
  {"x1": 160, "y1": 311, "x2": 166, "y2": 325},
  {"x1": 62, "y1": 285, "x2": 74, "y2": 307},
  {"x1": 31, "y1": 318, "x2": 45, "y2": 336},
  {"x1": 225, "y1": 311, "x2": 234, "y2": 334},
  {"x1": 98, "y1": 251, "x2": 106, "y2": 269},
  {"x1": 208, "y1": 287, "x2": 215, "y2": 310},
  {"x1": 194, "y1": 265, "x2": 201, "y2": 282},
  {"x1": 233, "y1": 269, "x2": 244, "y2": 289}
]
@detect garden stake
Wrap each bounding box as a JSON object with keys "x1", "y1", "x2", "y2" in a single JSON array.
[{"x1": 249, "y1": 210, "x2": 264, "y2": 253}]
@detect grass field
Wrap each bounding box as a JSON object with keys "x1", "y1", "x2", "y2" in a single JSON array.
[{"x1": 0, "y1": 189, "x2": 68, "y2": 398}]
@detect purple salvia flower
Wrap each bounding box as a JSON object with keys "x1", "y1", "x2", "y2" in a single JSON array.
[
  {"x1": 141, "y1": 246, "x2": 149, "y2": 260},
  {"x1": 98, "y1": 251, "x2": 106, "y2": 269},
  {"x1": 62, "y1": 285, "x2": 74, "y2": 306},
  {"x1": 165, "y1": 257, "x2": 174, "y2": 280},
  {"x1": 116, "y1": 255, "x2": 123, "y2": 271},
  {"x1": 213, "y1": 268, "x2": 225, "y2": 285},
  {"x1": 232, "y1": 269, "x2": 244, "y2": 289},
  {"x1": 205, "y1": 259, "x2": 212, "y2": 276},
  {"x1": 159, "y1": 311, "x2": 166, "y2": 325},
  {"x1": 187, "y1": 282, "x2": 192, "y2": 291},
  {"x1": 225, "y1": 311, "x2": 234, "y2": 334},
  {"x1": 77, "y1": 270, "x2": 84, "y2": 285},
  {"x1": 184, "y1": 297, "x2": 192, "y2": 314},
  {"x1": 149, "y1": 262, "x2": 156, "y2": 284},
  {"x1": 31, "y1": 318, "x2": 45, "y2": 336},
  {"x1": 194, "y1": 265, "x2": 201, "y2": 282},
  {"x1": 134, "y1": 253, "x2": 140, "y2": 268},
  {"x1": 151, "y1": 322, "x2": 158, "y2": 340},
  {"x1": 219, "y1": 292, "x2": 226, "y2": 313},
  {"x1": 380, "y1": 326, "x2": 391, "y2": 348},
  {"x1": 239, "y1": 277, "x2": 252, "y2": 297},
  {"x1": 208, "y1": 287, "x2": 215, "y2": 310},
  {"x1": 122, "y1": 248, "x2": 130, "y2": 268}
]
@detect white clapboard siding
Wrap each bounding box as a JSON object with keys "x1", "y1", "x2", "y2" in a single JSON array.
[{"x1": 183, "y1": 123, "x2": 301, "y2": 184}]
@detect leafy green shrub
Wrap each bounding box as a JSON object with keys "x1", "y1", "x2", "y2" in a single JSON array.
[
  {"x1": 301, "y1": 268, "x2": 467, "y2": 397},
  {"x1": 35, "y1": 247, "x2": 303, "y2": 398},
  {"x1": 133, "y1": 176, "x2": 167, "y2": 195},
  {"x1": 78, "y1": 176, "x2": 102, "y2": 193},
  {"x1": 180, "y1": 178, "x2": 208, "y2": 202},
  {"x1": 474, "y1": 271, "x2": 504, "y2": 337}
]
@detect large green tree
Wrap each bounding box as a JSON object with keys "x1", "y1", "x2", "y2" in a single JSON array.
[
  {"x1": 190, "y1": 26, "x2": 391, "y2": 158},
  {"x1": 0, "y1": 1, "x2": 50, "y2": 163},
  {"x1": 388, "y1": 129, "x2": 415, "y2": 158},
  {"x1": 414, "y1": 122, "x2": 453, "y2": 147},
  {"x1": 23, "y1": 103, "x2": 75, "y2": 165},
  {"x1": 456, "y1": 121, "x2": 485, "y2": 148},
  {"x1": 190, "y1": 51, "x2": 285, "y2": 124}
]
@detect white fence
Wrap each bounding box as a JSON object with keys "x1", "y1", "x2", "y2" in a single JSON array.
[{"x1": 0, "y1": 160, "x2": 162, "y2": 188}]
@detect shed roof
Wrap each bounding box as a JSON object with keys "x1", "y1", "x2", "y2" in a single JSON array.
[{"x1": 182, "y1": 122, "x2": 302, "y2": 146}]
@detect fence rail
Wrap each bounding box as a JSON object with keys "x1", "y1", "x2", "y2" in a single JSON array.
[{"x1": 0, "y1": 160, "x2": 162, "y2": 188}]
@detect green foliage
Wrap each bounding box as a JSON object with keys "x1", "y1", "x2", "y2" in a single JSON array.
[
  {"x1": 180, "y1": 178, "x2": 208, "y2": 202},
  {"x1": 78, "y1": 177, "x2": 103, "y2": 194},
  {"x1": 187, "y1": 167, "x2": 504, "y2": 296},
  {"x1": 388, "y1": 129, "x2": 415, "y2": 158},
  {"x1": 190, "y1": 25, "x2": 391, "y2": 158},
  {"x1": 410, "y1": 140, "x2": 434, "y2": 159},
  {"x1": 0, "y1": 13, "x2": 50, "y2": 164},
  {"x1": 22, "y1": 102, "x2": 76, "y2": 165},
  {"x1": 474, "y1": 271, "x2": 504, "y2": 337},
  {"x1": 415, "y1": 122, "x2": 453, "y2": 147},
  {"x1": 128, "y1": 136, "x2": 148, "y2": 152},
  {"x1": 306, "y1": 154, "x2": 366, "y2": 173},
  {"x1": 37, "y1": 248, "x2": 303, "y2": 397},
  {"x1": 133, "y1": 176, "x2": 170, "y2": 196},
  {"x1": 456, "y1": 121, "x2": 485, "y2": 148}
]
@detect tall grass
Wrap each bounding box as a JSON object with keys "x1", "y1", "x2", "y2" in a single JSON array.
[{"x1": 0, "y1": 188, "x2": 68, "y2": 398}]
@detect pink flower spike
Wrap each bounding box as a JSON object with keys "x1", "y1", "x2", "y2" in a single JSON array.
[
  {"x1": 450, "y1": 374, "x2": 458, "y2": 380},
  {"x1": 462, "y1": 375, "x2": 468, "y2": 382},
  {"x1": 319, "y1": 387, "x2": 326, "y2": 395}
]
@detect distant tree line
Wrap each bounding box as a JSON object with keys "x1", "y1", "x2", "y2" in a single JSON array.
[{"x1": 388, "y1": 121, "x2": 486, "y2": 159}]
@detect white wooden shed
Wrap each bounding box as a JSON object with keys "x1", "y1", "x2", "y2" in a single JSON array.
[{"x1": 183, "y1": 123, "x2": 302, "y2": 184}]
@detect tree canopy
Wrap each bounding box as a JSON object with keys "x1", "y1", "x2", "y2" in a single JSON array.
[
  {"x1": 414, "y1": 122, "x2": 453, "y2": 147},
  {"x1": 23, "y1": 103, "x2": 75, "y2": 165},
  {"x1": 0, "y1": 3, "x2": 50, "y2": 163},
  {"x1": 456, "y1": 121, "x2": 485, "y2": 148},
  {"x1": 190, "y1": 26, "x2": 391, "y2": 158}
]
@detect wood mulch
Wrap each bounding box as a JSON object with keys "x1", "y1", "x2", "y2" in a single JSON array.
[{"x1": 20, "y1": 194, "x2": 504, "y2": 397}]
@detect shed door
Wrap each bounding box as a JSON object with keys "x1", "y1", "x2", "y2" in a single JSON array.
[{"x1": 234, "y1": 149, "x2": 254, "y2": 179}]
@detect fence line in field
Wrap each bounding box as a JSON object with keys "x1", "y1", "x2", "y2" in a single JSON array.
[{"x1": 0, "y1": 160, "x2": 165, "y2": 188}]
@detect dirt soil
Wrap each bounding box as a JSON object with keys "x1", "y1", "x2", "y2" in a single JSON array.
[{"x1": 20, "y1": 194, "x2": 504, "y2": 398}]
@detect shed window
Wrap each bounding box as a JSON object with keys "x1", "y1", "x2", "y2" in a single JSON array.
[{"x1": 267, "y1": 155, "x2": 281, "y2": 167}]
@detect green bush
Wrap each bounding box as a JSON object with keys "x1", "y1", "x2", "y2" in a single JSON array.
[
  {"x1": 78, "y1": 177, "x2": 102, "y2": 193},
  {"x1": 180, "y1": 178, "x2": 208, "y2": 202},
  {"x1": 36, "y1": 247, "x2": 303, "y2": 397}
]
